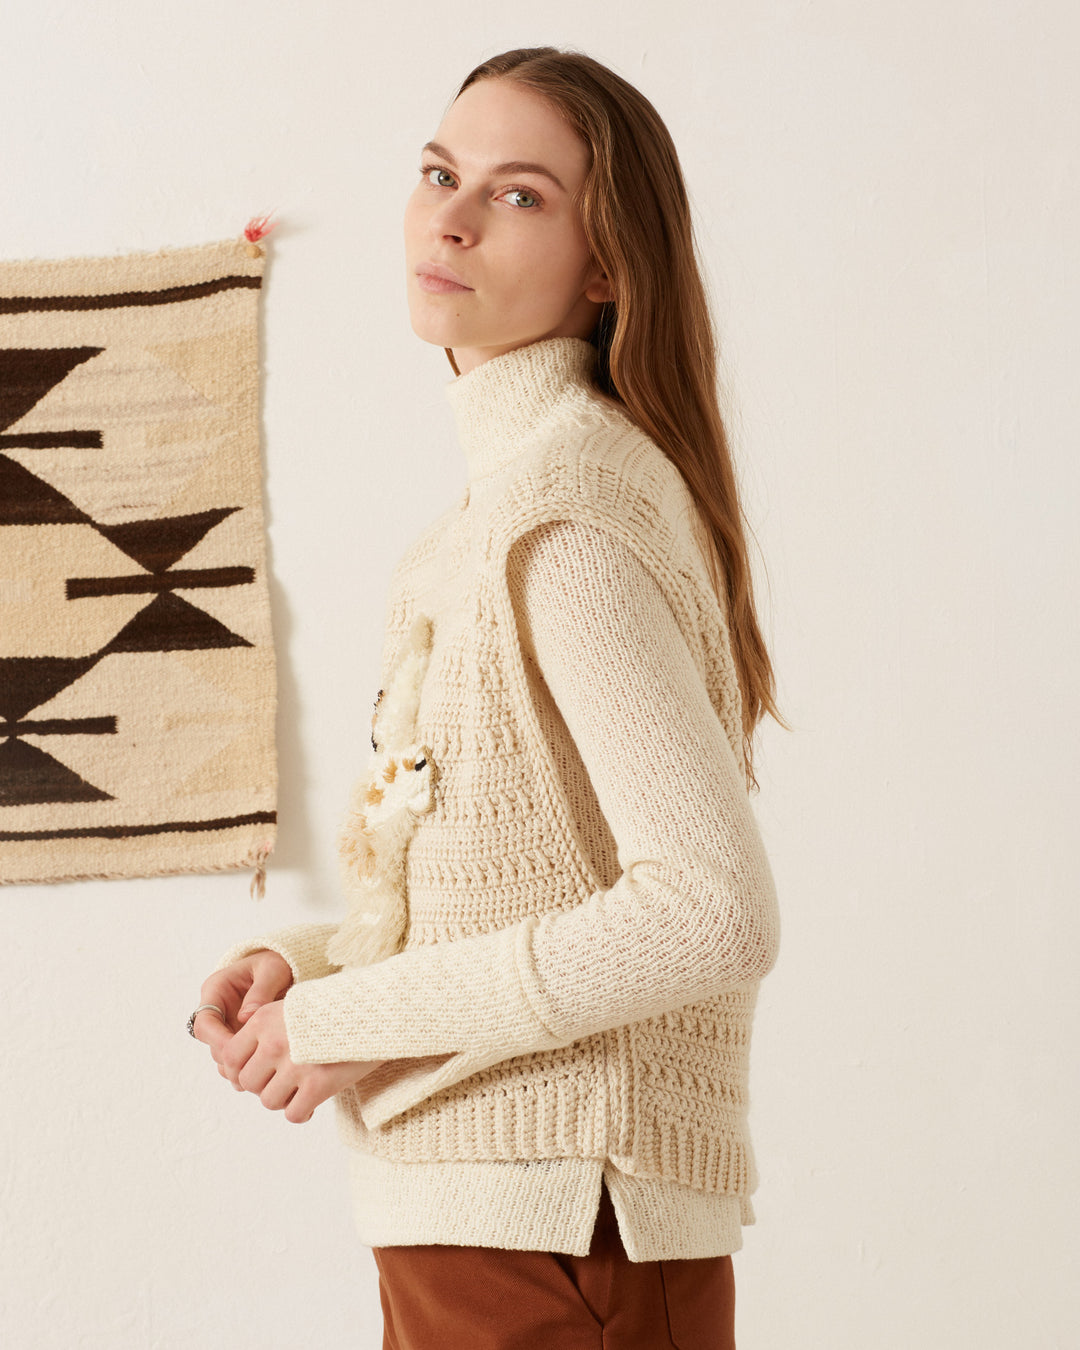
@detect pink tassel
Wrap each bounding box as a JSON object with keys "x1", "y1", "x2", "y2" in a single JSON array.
[
  {"x1": 244, "y1": 212, "x2": 277, "y2": 241},
  {"x1": 242, "y1": 212, "x2": 278, "y2": 258}
]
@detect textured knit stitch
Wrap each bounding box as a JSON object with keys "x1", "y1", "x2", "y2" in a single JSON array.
[{"x1": 218, "y1": 335, "x2": 780, "y2": 1258}]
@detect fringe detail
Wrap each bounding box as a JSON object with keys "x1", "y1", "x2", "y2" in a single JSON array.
[
  {"x1": 248, "y1": 838, "x2": 273, "y2": 900},
  {"x1": 329, "y1": 613, "x2": 438, "y2": 968}
]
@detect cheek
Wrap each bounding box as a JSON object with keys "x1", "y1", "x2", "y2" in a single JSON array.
[
  {"x1": 502, "y1": 226, "x2": 588, "y2": 297},
  {"x1": 402, "y1": 191, "x2": 428, "y2": 246}
]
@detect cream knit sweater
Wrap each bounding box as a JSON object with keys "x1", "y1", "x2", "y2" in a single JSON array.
[{"x1": 219, "y1": 335, "x2": 780, "y2": 1260}]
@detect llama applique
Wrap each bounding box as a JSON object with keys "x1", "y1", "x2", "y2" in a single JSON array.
[{"x1": 327, "y1": 612, "x2": 438, "y2": 968}]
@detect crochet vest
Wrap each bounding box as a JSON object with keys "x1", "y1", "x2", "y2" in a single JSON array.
[{"x1": 332, "y1": 383, "x2": 761, "y2": 1203}]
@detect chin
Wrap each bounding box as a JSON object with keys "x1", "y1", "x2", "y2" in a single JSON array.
[
  {"x1": 413, "y1": 328, "x2": 470, "y2": 353},
  {"x1": 408, "y1": 316, "x2": 455, "y2": 347},
  {"x1": 406, "y1": 305, "x2": 468, "y2": 346}
]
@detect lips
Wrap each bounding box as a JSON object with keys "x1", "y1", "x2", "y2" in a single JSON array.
[{"x1": 416, "y1": 261, "x2": 472, "y2": 289}]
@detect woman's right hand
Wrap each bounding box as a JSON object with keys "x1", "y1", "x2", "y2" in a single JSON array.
[{"x1": 191, "y1": 949, "x2": 294, "y2": 1060}]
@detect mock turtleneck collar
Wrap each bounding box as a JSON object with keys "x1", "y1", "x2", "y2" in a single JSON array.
[{"x1": 444, "y1": 336, "x2": 600, "y2": 482}]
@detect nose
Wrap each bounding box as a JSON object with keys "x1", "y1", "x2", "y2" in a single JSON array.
[{"x1": 428, "y1": 189, "x2": 479, "y2": 247}]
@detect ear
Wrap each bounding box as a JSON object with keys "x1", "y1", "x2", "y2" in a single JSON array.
[
  {"x1": 585, "y1": 276, "x2": 615, "y2": 304},
  {"x1": 584, "y1": 262, "x2": 615, "y2": 305}
]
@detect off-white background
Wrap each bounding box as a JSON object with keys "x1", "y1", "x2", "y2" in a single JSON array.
[{"x1": 1, "y1": 2, "x2": 1076, "y2": 1346}]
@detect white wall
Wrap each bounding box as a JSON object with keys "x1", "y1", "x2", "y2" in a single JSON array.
[{"x1": 2, "y1": 2, "x2": 1076, "y2": 1345}]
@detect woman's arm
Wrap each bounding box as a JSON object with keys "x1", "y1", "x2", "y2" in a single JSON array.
[{"x1": 505, "y1": 518, "x2": 780, "y2": 1027}]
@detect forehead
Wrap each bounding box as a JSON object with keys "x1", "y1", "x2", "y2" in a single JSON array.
[{"x1": 433, "y1": 79, "x2": 590, "y2": 189}]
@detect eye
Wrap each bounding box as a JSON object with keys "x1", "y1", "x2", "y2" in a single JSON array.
[
  {"x1": 501, "y1": 187, "x2": 541, "y2": 209},
  {"x1": 420, "y1": 163, "x2": 456, "y2": 188}
]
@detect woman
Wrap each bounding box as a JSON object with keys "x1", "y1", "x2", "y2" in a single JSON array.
[{"x1": 192, "y1": 46, "x2": 784, "y2": 1349}]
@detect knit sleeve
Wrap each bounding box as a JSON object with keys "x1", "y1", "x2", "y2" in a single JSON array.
[
  {"x1": 281, "y1": 519, "x2": 779, "y2": 1126},
  {"x1": 506, "y1": 517, "x2": 780, "y2": 1020}
]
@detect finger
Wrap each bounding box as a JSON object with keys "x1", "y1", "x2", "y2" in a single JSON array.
[
  {"x1": 284, "y1": 1086, "x2": 316, "y2": 1124},
  {"x1": 238, "y1": 955, "x2": 292, "y2": 1024},
  {"x1": 284, "y1": 1065, "x2": 339, "y2": 1124},
  {"x1": 238, "y1": 1053, "x2": 275, "y2": 1097},
  {"x1": 260, "y1": 1074, "x2": 299, "y2": 1113},
  {"x1": 220, "y1": 1023, "x2": 257, "y2": 1089},
  {"x1": 199, "y1": 973, "x2": 246, "y2": 1034},
  {"x1": 192, "y1": 1008, "x2": 231, "y2": 1056}
]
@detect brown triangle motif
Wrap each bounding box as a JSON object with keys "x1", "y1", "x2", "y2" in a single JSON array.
[
  {"x1": 0, "y1": 738, "x2": 114, "y2": 806},
  {"x1": 0, "y1": 347, "x2": 104, "y2": 431},
  {"x1": 0, "y1": 654, "x2": 104, "y2": 721},
  {"x1": 100, "y1": 591, "x2": 253, "y2": 654},
  {"x1": 0, "y1": 455, "x2": 92, "y2": 526},
  {"x1": 94, "y1": 506, "x2": 240, "y2": 572}
]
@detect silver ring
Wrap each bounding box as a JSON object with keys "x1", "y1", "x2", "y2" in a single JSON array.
[{"x1": 187, "y1": 1003, "x2": 225, "y2": 1038}]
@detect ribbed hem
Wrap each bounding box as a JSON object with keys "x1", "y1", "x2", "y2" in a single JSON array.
[{"x1": 331, "y1": 1035, "x2": 757, "y2": 1198}]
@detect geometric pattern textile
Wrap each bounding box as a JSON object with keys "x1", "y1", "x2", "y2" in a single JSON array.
[{"x1": 0, "y1": 236, "x2": 277, "y2": 888}]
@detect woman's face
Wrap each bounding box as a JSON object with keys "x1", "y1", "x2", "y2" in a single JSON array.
[{"x1": 403, "y1": 77, "x2": 613, "y2": 375}]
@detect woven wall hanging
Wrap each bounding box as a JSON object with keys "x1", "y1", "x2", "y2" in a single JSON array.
[{"x1": 0, "y1": 229, "x2": 277, "y2": 890}]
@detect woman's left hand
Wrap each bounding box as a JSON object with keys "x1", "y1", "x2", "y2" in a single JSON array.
[{"x1": 218, "y1": 999, "x2": 385, "y2": 1123}]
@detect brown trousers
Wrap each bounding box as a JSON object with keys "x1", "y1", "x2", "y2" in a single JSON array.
[{"x1": 372, "y1": 1176, "x2": 736, "y2": 1349}]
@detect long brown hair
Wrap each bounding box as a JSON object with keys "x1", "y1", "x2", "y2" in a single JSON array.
[{"x1": 449, "y1": 46, "x2": 788, "y2": 790}]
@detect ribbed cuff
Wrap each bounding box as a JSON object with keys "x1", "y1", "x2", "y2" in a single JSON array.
[{"x1": 215, "y1": 922, "x2": 341, "y2": 986}]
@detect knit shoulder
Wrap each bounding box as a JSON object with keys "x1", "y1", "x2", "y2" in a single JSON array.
[
  {"x1": 493, "y1": 392, "x2": 715, "y2": 600},
  {"x1": 538, "y1": 389, "x2": 678, "y2": 490}
]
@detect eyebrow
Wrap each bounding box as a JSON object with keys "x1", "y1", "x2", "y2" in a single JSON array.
[{"x1": 420, "y1": 141, "x2": 567, "y2": 193}]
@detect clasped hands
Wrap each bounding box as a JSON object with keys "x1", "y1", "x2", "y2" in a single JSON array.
[{"x1": 192, "y1": 949, "x2": 385, "y2": 1124}]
